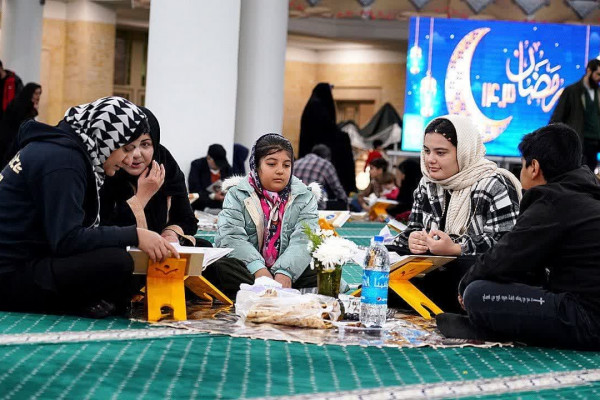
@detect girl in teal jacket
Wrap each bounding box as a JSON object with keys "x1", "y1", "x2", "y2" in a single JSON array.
[{"x1": 205, "y1": 134, "x2": 319, "y2": 298}]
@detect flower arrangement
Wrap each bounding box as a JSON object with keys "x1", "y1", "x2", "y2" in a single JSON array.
[{"x1": 303, "y1": 225, "x2": 358, "y2": 272}]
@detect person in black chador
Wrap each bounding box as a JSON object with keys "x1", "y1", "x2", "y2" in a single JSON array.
[
  {"x1": 0, "y1": 97, "x2": 179, "y2": 318},
  {"x1": 299, "y1": 82, "x2": 356, "y2": 193},
  {"x1": 0, "y1": 82, "x2": 42, "y2": 169},
  {"x1": 100, "y1": 107, "x2": 199, "y2": 246},
  {"x1": 438, "y1": 123, "x2": 600, "y2": 350}
]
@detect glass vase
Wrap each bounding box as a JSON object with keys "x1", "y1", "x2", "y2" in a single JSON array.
[{"x1": 317, "y1": 266, "x2": 342, "y2": 298}]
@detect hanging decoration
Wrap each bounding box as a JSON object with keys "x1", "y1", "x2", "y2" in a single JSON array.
[
  {"x1": 409, "y1": 0, "x2": 432, "y2": 10},
  {"x1": 305, "y1": 0, "x2": 322, "y2": 6},
  {"x1": 408, "y1": 17, "x2": 424, "y2": 75},
  {"x1": 356, "y1": 0, "x2": 376, "y2": 19},
  {"x1": 566, "y1": 0, "x2": 599, "y2": 19},
  {"x1": 512, "y1": 0, "x2": 549, "y2": 15},
  {"x1": 420, "y1": 18, "x2": 437, "y2": 118},
  {"x1": 464, "y1": 0, "x2": 496, "y2": 13}
]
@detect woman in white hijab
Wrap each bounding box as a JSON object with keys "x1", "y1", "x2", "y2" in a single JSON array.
[{"x1": 391, "y1": 115, "x2": 521, "y2": 311}]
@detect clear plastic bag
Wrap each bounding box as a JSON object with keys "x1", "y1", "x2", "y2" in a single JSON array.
[{"x1": 235, "y1": 288, "x2": 342, "y2": 329}]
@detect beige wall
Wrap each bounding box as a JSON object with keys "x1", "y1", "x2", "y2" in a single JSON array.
[
  {"x1": 39, "y1": 18, "x2": 67, "y2": 125},
  {"x1": 63, "y1": 21, "x2": 115, "y2": 114},
  {"x1": 283, "y1": 60, "x2": 318, "y2": 152},
  {"x1": 38, "y1": 18, "x2": 115, "y2": 125},
  {"x1": 283, "y1": 59, "x2": 406, "y2": 155}
]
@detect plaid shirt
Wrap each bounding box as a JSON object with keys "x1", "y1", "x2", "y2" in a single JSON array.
[
  {"x1": 293, "y1": 154, "x2": 347, "y2": 207},
  {"x1": 393, "y1": 174, "x2": 520, "y2": 255}
]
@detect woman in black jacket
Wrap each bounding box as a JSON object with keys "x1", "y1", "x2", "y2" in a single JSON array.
[{"x1": 100, "y1": 107, "x2": 198, "y2": 245}]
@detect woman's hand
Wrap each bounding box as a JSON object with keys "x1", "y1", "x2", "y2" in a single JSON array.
[
  {"x1": 408, "y1": 230, "x2": 429, "y2": 254},
  {"x1": 161, "y1": 229, "x2": 179, "y2": 244},
  {"x1": 274, "y1": 273, "x2": 292, "y2": 288},
  {"x1": 425, "y1": 229, "x2": 461, "y2": 256},
  {"x1": 137, "y1": 228, "x2": 180, "y2": 262},
  {"x1": 137, "y1": 160, "x2": 165, "y2": 207},
  {"x1": 254, "y1": 268, "x2": 273, "y2": 280}
]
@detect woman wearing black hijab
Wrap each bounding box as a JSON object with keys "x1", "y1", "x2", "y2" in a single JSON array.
[
  {"x1": 0, "y1": 82, "x2": 41, "y2": 168},
  {"x1": 299, "y1": 82, "x2": 356, "y2": 193},
  {"x1": 100, "y1": 107, "x2": 198, "y2": 245}
]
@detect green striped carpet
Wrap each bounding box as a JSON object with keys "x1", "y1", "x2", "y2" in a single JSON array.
[{"x1": 0, "y1": 222, "x2": 599, "y2": 399}]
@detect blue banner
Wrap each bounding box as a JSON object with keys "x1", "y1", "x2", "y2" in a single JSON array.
[{"x1": 403, "y1": 17, "x2": 600, "y2": 157}]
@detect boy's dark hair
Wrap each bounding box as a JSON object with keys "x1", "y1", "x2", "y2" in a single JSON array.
[
  {"x1": 587, "y1": 59, "x2": 600, "y2": 72},
  {"x1": 369, "y1": 157, "x2": 389, "y2": 171},
  {"x1": 311, "y1": 144, "x2": 331, "y2": 161},
  {"x1": 373, "y1": 139, "x2": 383, "y2": 148},
  {"x1": 379, "y1": 171, "x2": 396, "y2": 185},
  {"x1": 518, "y1": 123, "x2": 582, "y2": 180},
  {"x1": 254, "y1": 133, "x2": 294, "y2": 166},
  {"x1": 424, "y1": 118, "x2": 458, "y2": 147}
]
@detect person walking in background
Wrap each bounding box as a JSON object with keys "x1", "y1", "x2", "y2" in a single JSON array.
[
  {"x1": 189, "y1": 144, "x2": 232, "y2": 211},
  {"x1": 0, "y1": 83, "x2": 42, "y2": 168},
  {"x1": 0, "y1": 60, "x2": 23, "y2": 121},
  {"x1": 299, "y1": 82, "x2": 356, "y2": 193},
  {"x1": 294, "y1": 144, "x2": 347, "y2": 209},
  {"x1": 551, "y1": 59, "x2": 600, "y2": 171}
]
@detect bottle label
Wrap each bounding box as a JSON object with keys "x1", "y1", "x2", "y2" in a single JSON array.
[{"x1": 361, "y1": 270, "x2": 389, "y2": 305}]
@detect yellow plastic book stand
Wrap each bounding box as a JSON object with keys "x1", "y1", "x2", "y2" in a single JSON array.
[
  {"x1": 147, "y1": 257, "x2": 188, "y2": 322},
  {"x1": 185, "y1": 275, "x2": 233, "y2": 305},
  {"x1": 353, "y1": 260, "x2": 443, "y2": 320}
]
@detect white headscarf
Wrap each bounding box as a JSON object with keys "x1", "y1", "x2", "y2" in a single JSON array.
[{"x1": 420, "y1": 114, "x2": 522, "y2": 236}]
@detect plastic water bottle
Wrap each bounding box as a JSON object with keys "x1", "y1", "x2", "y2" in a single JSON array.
[{"x1": 360, "y1": 236, "x2": 390, "y2": 328}]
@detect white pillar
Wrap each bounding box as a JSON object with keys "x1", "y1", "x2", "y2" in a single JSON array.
[
  {"x1": 0, "y1": 0, "x2": 44, "y2": 84},
  {"x1": 145, "y1": 0, "x2": 241, "y2": 177},
  {"x1": 234, "y1": 0, "x2": 288, "y2": 151}
]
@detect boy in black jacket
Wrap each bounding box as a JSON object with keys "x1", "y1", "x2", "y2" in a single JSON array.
[{"x1": 437, "y1": 123, "x2": 600, "y2": 349}]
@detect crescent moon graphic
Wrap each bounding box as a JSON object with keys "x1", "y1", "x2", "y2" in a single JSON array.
[{"x1": 445, "y1": 28, "x2": 512, "y2": 143}]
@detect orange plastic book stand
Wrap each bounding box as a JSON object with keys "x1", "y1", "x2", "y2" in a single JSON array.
[
  {"x1": 352, "y1": 260, "x2": 443, "y2": 320},
  {"x1": 369, "y1": 203, "x2": 390, "y2": 221},
  {"x1": 145, "y1": 256, "x2": 233, "y2": 322},
  {"x1": 147, "y1": 257, "x2": 188, "y2": 322},
  {"x1": 185, "y1": 276, "x2": 233, "y2": 306}
]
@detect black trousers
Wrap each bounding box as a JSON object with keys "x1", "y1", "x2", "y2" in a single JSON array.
[
  {"x1": 203, "y1": 258, "x2": 317, "y2": 300},
  {"x1": 463, "y1": 280, "x2": 600, "y2": 350},
  {"x1": 583, "y1": 139, "x2": 599, "y2": 172},
  {"x1": 0, "y1": 247, "x2": 133, "y2": 314},
  {"x1": 386, "y1": 245, "x2": 475, "y2": 313}
]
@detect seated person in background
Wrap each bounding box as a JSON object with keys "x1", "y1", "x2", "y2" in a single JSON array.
[
  {"x1": 100, "y1": 107, "x2": 199, "y2": 246},
  {"x1": 390, "y1": 115, "x2": 521, "y2": 312},
  {"x1": 380, "y1": 171, "x2": 399, "y2": 200},
  {"x1": 189, "y1": 144, "x2": 232, "y2": 211},
  {"x1": 0, "y1": 97, "x2": 178, "y2": 318},
  {"x1": 387, "y1": 159, "x2": 422, "y2": 220},
  {"x1": 438, "y1": 124, "x2": 600, "y2": 350},
  {"x1": 364, "y1": 139, "x2": 385, "y2": 171},
  {"x1": 351, "y1": 157, "x2": 389, "y2": 211},
  {"x1": 204, "y1": 133, "x2": 319, "y2": 299},
  {"x1": 294, "y1": 144, "x2": 347, "y2": 209}
]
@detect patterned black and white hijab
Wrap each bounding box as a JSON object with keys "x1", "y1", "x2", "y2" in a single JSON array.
[{"x1": 64, "y1": 96, "x2": 149, "y2": 191}]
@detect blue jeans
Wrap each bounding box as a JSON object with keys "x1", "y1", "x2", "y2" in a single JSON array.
[{"x1": 463, "y1": 280, "x2": 600, "y2": 349}]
